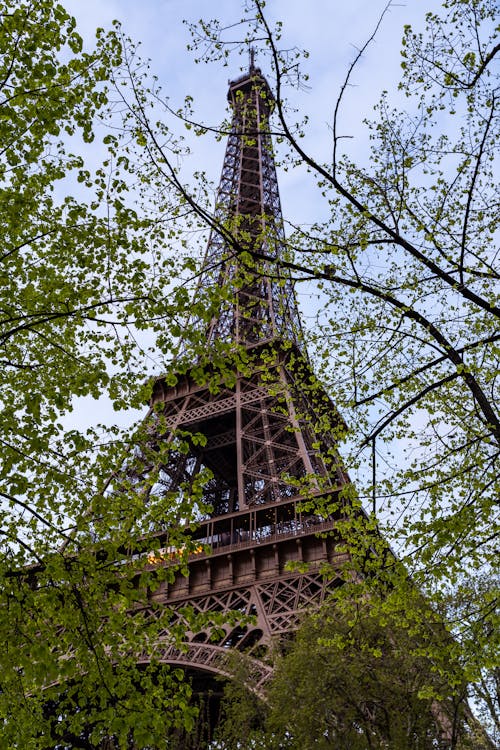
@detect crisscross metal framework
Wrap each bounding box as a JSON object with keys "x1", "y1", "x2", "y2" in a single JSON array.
[
  {"x1": 193, "y1": 64, "x2": 302, "y2": 348},
  {"x1": 137, "y1": 64, "x2": 351, "y2": 686}
]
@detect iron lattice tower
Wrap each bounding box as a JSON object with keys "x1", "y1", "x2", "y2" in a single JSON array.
[{"x1": 139, "y1": 62, "x2": 352, "y2": 698}]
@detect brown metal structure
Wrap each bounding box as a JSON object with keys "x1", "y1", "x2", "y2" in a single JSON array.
[{"x1": 139, "y1": 61, "x2": 352, "y2": 691}]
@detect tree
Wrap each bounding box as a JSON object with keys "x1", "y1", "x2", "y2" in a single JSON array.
[
  {"x1": 0, "y1": 2, "x2": 206, "y2": 746},
  {"x1": 440, "y1": 575, "x2": 500, "y2": 746},
  {"x1": 1, "y1": 0, "x2": 498, "y2": 745},
  {"x1": 214, "y1": 595, "x2": 495, "y2": 750}
]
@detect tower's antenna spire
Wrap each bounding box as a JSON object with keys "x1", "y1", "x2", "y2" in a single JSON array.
[{"x1": 249, "y1": 45, "x2": 256, "y2": 72}]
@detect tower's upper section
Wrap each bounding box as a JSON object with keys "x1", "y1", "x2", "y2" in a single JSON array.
[{"x1": 197, "y1": 61, "x2": 302, "y2": 349}]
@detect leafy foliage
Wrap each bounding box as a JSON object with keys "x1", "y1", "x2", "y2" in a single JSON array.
[
  {"x1": 0, "y1": 0, "x2": 498, "y2": 746},
  {"x1": 0, "y1": 1, "x2": 203, "y2": 745},
  {"x1": 214, "y1": 596, "x2": 495, "y2": 749}
]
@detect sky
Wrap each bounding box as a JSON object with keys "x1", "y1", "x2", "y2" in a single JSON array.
[{"x1": 62, "y1": 0, "x2": 442, "y2": 225}]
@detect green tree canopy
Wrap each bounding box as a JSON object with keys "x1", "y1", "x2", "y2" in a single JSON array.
[
  {"x1": 0, "y1": 1, "x2": 203, "y2": 745},
  {"x1": 215, "y1": 595, "x2": 494, "y2": 749},
  {"x1": 0, "y1": 0, "x2": 498, "y2": 746}
]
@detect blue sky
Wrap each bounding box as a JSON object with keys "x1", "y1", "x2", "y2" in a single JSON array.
[{"x1": 63, "y1": 0, "x2": 442, "y2": 224}]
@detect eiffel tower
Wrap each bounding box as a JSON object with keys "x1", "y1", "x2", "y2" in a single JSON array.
[{"x1": 139, "y1": 59, "x2": 353, "y2": 708}]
